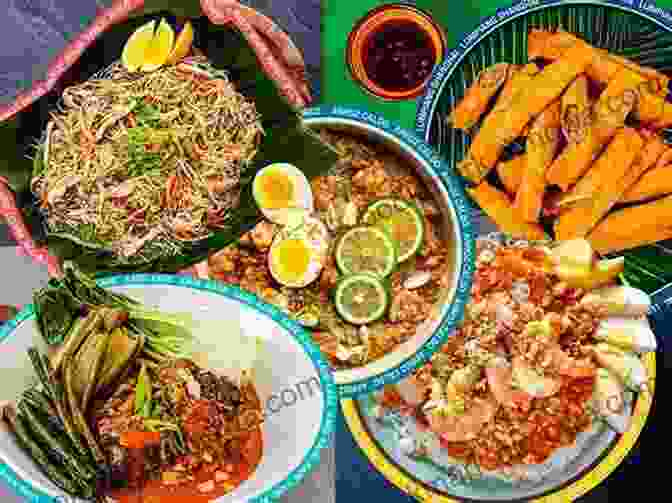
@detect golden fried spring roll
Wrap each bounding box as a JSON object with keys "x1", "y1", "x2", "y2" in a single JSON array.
[
  {"x1": 561, "y1": 75, "x2": 592, "y2": 142},
  {"x1": 588, "y1": 194, "x2": 672, "y2": 254},
  {"x1": 654, "y1": 145, "x2": 672, "y2": 170},
  {"x1": 467, "y1": 182, "x2": 547, "y2": 240},
  {"x1": 496, "y1": 155, "x2": 526, "y2": 194},
  {"x1": 554, "y1": 128, "x2": 644, "y2": 240},
  {"x1": 491, "y1": 63, "x2": 540, "y2": 113},
  {"x1": 463, "y1": 45, "x2": 594, "y2": 183},
  {"x1": 527, "y1": 30, "x2": 670, "y2": 92},
  {"x1": 546, "y1": 86, "x2": 637, "y2": 190},
  {"x1": 610, "y1": 133, "x2": 668, "y2": 204},
  {"x1": 602, "y1": 68, "x2": 672, "y2": 128},
  {"x1": 559, "y1": 127, "x2": 644, "y2": 205},
  {"x1": 514, "y1": 101, "x2": 562, "y2": 222},
  {"x1": 620, "y1": 164, "x2": 672, "y2": 203},
  {"x1": 449, "y1": 63, "x2": 512, "y2": 130},
  {"x1": 491, "y1": 63, "x2": 541, "y2": 138}
]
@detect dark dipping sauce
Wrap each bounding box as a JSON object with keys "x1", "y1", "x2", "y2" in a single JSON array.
[{"x1": 363, "y1": 20, "x2": 437, "y2": 93}]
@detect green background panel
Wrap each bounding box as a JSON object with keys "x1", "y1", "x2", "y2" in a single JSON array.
[{"x1": 322, "y1": 0, "x2": 672, "y2": 129}]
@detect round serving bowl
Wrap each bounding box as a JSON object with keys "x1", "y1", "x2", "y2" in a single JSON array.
[
  {"x1": 0, "y1": 275, "x2": 337, "y2": 502},
  {"x1": 346, "y1": 3, "x2": 448, "y2": 101},
  {"x1": 300, "y1": 106, "x2": 475, "y2": 397}
]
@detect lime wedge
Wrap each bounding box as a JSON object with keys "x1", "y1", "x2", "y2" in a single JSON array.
[
  {"x1": 361, "y1": 198, "x2": 425, "y2": 263},
  {"x1": 335, "y1": 226, "x2": 397, "y2": 278},
  {"x1": 334, "y1": 274, "x2": 390, "y2": 325}
]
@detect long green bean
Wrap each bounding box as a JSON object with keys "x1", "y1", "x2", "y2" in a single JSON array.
[
  {"x1": 17, "y1": 400, "x2": 97, "y2": 482},
  {"x1": 27, "y1": 348, "x2": 88, "y2": 458},
  {"x1": 3, "y1": 405, "x2": 82, "y2": 496}
]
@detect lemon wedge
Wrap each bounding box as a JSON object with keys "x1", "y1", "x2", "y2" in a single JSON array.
[
  {"x1": 550, "y1": 238, "x2": 595, "y2": 272},
  {"x1": 141, "y1": 18, "x2": 175, "y2": 72},
  {"x1": 122, "y1": 20, "x2": 156, "y2": 72},
  {"x1": 555, "y1": 256, "x2": 625, "y2": 290},
  {"x1": 166, "y1": 20, "x2": 194, "y2": 65}
]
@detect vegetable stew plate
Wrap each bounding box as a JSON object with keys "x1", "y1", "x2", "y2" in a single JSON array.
[
  {"x1": 0, "y1": 275, "x2": 337, "y2": 502},
  {"x1": 415, "y1": 0, "x2": 672, "y2": 294}
]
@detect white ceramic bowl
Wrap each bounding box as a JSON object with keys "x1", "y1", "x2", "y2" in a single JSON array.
[{"x1": 0, "y1": 274, "x2": 337, "y2": 502}]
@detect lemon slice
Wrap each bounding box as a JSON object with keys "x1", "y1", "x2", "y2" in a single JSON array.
[
  {"x1": 141, "y1": 18, "x2": 175, "y2": 72},
  {"x1": 166, "y1": 20, "x2": 194, "y2": 65},
  {"x1": 122, "y1": 20, "x2": 156, "y2": 72}
]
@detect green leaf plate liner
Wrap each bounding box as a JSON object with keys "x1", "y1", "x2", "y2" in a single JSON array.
[{"x1": 0, "y1": 0, "x2": 339, "y2": 275}]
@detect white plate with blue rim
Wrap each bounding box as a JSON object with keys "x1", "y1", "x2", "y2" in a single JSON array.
[{"x1": 0, "y1": 274, "x2": 337, "y2": 502}]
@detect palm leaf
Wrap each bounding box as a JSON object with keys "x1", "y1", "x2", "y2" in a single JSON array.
[
  {"x1": 0, "y1": 6, "x2": 339, "y2": 275},
  {"x1": 428, "y1": 3, "x2": 672, "y2": 295}
]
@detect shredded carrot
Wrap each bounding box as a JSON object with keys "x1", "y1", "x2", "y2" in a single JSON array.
[{"x1": 120, "y1": 431, "x2": 161, "y2": 449}]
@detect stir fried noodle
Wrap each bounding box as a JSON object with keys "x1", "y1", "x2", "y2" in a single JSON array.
[{"x1": 31, "y1": 56, "x2": 263, "y2": 261}]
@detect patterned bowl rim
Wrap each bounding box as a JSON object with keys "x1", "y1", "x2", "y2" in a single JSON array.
[
  {"x1": 0, "y1": 274, "x2": 338, "y2": 503},
  {"x1": 415, "y1": 0, "x2": 672, "y2": 141},
  {"x1": 303, "y1": 105, "x2": 476, "y2": 398},
  {"x1": 334, "y1": 1, "x2": 661, "y2": 500},
  {"x1": 341, "y1": 232, "x2": 656, "y2": 501}
]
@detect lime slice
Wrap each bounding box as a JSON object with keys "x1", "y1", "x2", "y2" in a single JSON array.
[
  {"x1": 334, "y1": 273, "x2": 390, "y2": 325},
  {"x1": 335, "y1": 226, "x2": 397, "y2": 278},
  {"x1": 361, "y1": 198, "x2": 425, "y2": 263}
]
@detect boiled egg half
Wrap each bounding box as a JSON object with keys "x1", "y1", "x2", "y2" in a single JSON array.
[
  {"x1": 253, "y1": 163, "x2": 314, "y2": 225},
  {"x1": 268, "y1": 216, "x2": 329, "y2": 288}
]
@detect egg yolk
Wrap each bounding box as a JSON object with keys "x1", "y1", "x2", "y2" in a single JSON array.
[
  {"x1": 259, "y1": 170, "x2": 295, "y2": 209},
  {"x1": 274, "y1": 239, "x2": 311, "y2": 281}
]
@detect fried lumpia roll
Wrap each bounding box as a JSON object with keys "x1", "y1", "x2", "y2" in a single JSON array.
[
  {"x1": 588, "y1": 193, "x2": 672, "y2": 254},
  {"x1": 621, "y1": 164, "x2": 672, "y2": 203},
  {"x1": 449, "y1": 63, "x2": 512, "y2": 130},
  {"x1": 561, "y1": 75, "x2": 592, "y2": 142},
  {"x1": 546, "y1": 87, "x2": 637, "y2": 190},
  {"x1": 527, "y1": 29, "x2": 670, "y2": 92},
  {"x1": 614, "y1": 134, "x2": 669, "y2": 203},
  {"x1": 467, "y1": 182, "x2": 547, "y2": 240},
  {"x1": 496, "y1": 155, "x2": 526, "y2": 194},
  {"x1": 554, "y1": 128, "x2": 644, "y2": 240},
  {"x1": 514, "y1": 101, "x2": 562, "y2": 222},
  {"x1": 463, "y1": 45, "x2": 593, "y2": 183},
  {"x1": 602, "y1": 68, "x2": 672, "y2": 128},
  {"x1": 490, "y1": 63, "x2": 541, "y2": 138}
]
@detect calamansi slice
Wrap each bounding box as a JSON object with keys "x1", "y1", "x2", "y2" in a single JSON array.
[
  {"x1": 166, "y1": 20, "x2": 194, "y2": 65},
  {"x1": 122, "y1": 20, "x2": 156, "y2": 72},
  {"x1": 335, "y1": 226, "x2": 397, "y2": 278},
  {"x1": 141, "y1": 18, "x2": 175, "y2": 72},
  {"x1": 361, "y1": 198, "x2": 425, "y2": 263},
  {"x1": 334, "y1": 273, "x2": 390, "y2": 325}
]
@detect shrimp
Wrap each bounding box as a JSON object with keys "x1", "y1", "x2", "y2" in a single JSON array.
[
  {"x1": 426, "y1": 395, "x2": 499, "y2": 443},
  {"x1": 485, "y1": 362, "x2": 533, "y2": 412}
]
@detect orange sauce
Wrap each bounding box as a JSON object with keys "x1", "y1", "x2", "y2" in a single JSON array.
[{"x1": 109, "y1": 427, "x2": 263, "y2": 503}]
